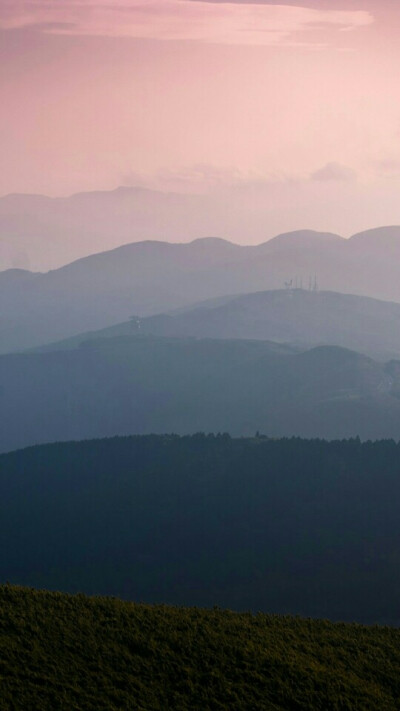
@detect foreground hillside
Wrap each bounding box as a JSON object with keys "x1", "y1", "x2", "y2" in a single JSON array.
[
  {"x1": 2, "y1": 435, "x2": 400, "y2": 623},
  {"x1": 1, "y1": 586, "x2": 400, "y2": 711},
  {"x1": 2, "y1": 335, "x2": 400, "y2": 452}
]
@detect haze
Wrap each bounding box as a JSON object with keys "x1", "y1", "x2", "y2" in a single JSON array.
[{"x1": 1, "y1": 0, "x2": 400, "y2": 251}]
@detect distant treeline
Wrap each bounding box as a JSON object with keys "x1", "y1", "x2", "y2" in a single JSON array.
[
  {"x1": 1, "y1": 584, "x2": 400, "y2": 710},
  {"x1": 1, "y1": 434, "x2": 400, "y2": 624}
]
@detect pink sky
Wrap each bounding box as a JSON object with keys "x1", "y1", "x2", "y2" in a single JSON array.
[{"x1": 1, "y1": 0, "x2": 400, "y2": 236}]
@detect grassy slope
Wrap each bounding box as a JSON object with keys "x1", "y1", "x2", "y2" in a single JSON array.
[{"x1": 0, "y1": 585, "x2": 400, "y2": 710}]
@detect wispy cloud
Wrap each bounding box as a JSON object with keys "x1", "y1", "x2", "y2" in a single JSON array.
[
  {"x1": 372, "y1": 158, "x2": 400, "y2": 179},
  {"x1": 123, "y1": 162, "x2": 361, "y2": 194},
  {"x1": 310, "y1": 162, "x2": 357, "y2": 182},
  {"x1": 0, "y1": 1, "x2": 374, "y2": 46},
  {"x1": 123, "y1": 164, "x2": 265, "y2": 193}
]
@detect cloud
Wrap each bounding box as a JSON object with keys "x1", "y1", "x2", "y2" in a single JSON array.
[
  {"x1": 123, "y1": 164, "x2": 266, "y2": 194},
  {"x1": 373, "y1": 158, "x2": 400, "y2": 178},
  {"x1": 310, "y1": 162, "x2": 357, "y2": 182},
  {"x1": 124, "y1": 162, "x2": 361, "y2": 194},
  {"x1": 0, "y1": 1, "x2": 374, "y2": 46}
]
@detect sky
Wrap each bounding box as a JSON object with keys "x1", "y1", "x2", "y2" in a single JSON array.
[{"x1": 1, "y1": 0, "x2": 400, "y2": 237}]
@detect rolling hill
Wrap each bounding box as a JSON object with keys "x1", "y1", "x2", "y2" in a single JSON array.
[
  {"x1": 1, "y1": 584, "x2": 400, "y2": 710},
  {"x1": 42, "y1": 288, "x2": 400, "y2": 362},
  {"x1": 0, "y1": 184, "x2": 362, "y2": 273},
  {"x1": 4, "y1": 226, "x2": 400, "y2": 353},
  {"x1": 2, "y1": 336, "x2": 400, "y2": 452}
]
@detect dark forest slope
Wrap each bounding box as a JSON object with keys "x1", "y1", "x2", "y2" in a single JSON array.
[
  {"x1": 1, "y1": 585, "x2": 400, "y2": 711},
  {"x1": 2, "y1": 435, "x2": 400, "y2": 623}
]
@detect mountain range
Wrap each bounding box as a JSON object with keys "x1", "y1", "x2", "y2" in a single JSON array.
[
  {"x1": 2, "y1": 185, "x2": 395, "y2": 273},
  {"x1": 41, "y1": 288, "x2": 400, "y2": 362},
  {"x1": 3, "y1": 226, "x2": 400, "y2": 353},
  {"x1": 2, "y1": 335, "x2": 400, "y2": 453},
  {"x1": 0, "y1": 187, "x2": 209, "y2": 271}
]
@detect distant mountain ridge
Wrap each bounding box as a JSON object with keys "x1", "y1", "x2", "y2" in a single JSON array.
[
  {"x1": 3, "y1": 227, "x2": 400, "y2": 352},
  {"x1": 39, "y1": 288, "x2": 400, "y2": 362},
  {"x1": 257, "y1": 228, "x2": 343, "y2": 253},
  {"x1": 0, "y1": 186, "x2": 207, "y2": 271},
  {"x1": 1, "y1": 183, "x2": 399, "y2": 271}
]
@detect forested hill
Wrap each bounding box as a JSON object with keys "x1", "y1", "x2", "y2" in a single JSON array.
[
  {"x1": 2, "y1": 434, "x2": 400, "y2": 624},
  {"x1": 1, "y1": 585, "x2": 400, "y2": 711}
]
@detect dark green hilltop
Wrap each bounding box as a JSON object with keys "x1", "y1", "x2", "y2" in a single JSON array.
[{"x1": 1, "y1": 584, "x2": 400, "y2": 711}]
